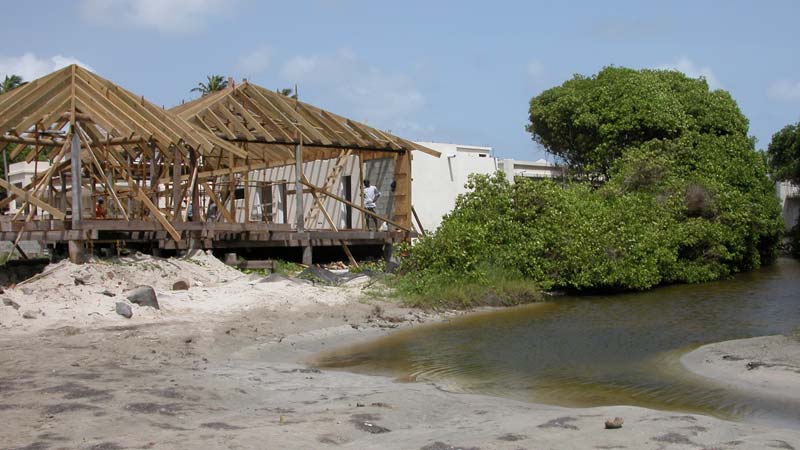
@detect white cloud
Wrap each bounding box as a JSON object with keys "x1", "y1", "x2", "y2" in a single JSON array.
[
  {"x1": 526, "y1": 60, "x2": 544, "y2": 80},
  {"x1": 237, "y1": 47, "x2": 272, "y2": 77},
  {"x1": 279, "y1": 48, "x2": 425, "y2": 123},
  {"x1": 657, "y1": 56, "x2": 721, "y2": 90},
  {"x1": 81, "y1": 0, "x2": 232, "y2": 34},
  {"x1": 767, "y1": 80, "x2": 800, "y2": 102},
  {"x1": 0, "y1": 53, "x2": 94, "y2": 82}
]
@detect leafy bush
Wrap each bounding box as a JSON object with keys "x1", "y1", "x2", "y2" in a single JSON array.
[{"x1": 399, "y1": 67, "x2": 783, "y2": 303}]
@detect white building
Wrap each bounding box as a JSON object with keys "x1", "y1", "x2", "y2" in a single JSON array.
[
  {"x1": 3, "y1": 161, "x2": 51, "y2": 215},
  {"x1": 411, "y1": 142, "x2": 563, "y2": 232},
  {"x1": 776, "y1": 181, "x2": 800, "y2": 232}
]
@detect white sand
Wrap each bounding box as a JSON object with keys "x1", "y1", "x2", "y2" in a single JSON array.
[{"x1": 0, "y1": 251, "x2": 362, "y2": 334}]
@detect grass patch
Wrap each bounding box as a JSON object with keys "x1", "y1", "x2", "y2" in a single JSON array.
[
  {"x1": 393, "y1": 268, "x2": 542, "y2": 310},
  {"x1": 240, "y1": 259, "x2": 305, "y2": 278}
]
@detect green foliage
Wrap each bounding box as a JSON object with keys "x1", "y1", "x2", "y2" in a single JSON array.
[
  {"x1": 191, "y1": 75, "x2": 228, "y2": 96},
  {"x1": 401, "y1": 67, "x2": 782, "y2": 301},
  {"x1": 767, "y1": 121, "x2": 800, "y2": 258},
  {"x1": 350, "y1": 260, "x2": 386, "y2": 274},
  {"x1": 0, "y1": 74, "x2": 24, "y2": 93},
  {"x1": 277, "y1": 87, "x2": 298, "y2": 99},
  {"x1": 273, "y1": 259, "x2": 304, "y2": 276},
  {"x1": 394, "y1": 264, "x2": 541, "y2": 310},
  {"x1": 527, "y1": 67, "x2": 747, "y2": 181},
  {"x1": 768, "y1": 121, "x2": 800, "y2": 185}
]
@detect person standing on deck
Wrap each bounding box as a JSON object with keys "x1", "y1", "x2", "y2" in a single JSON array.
[
  {"x1": 363, "y1": 180, "x2": 381, "y2": 231},
  {"x1": 95, "y1": 198, "x2": 106, "y2": 219}
]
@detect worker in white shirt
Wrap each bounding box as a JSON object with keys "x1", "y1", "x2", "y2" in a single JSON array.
[{"x1": 363, "y1": 179, "x2": 381, "y2": 231}]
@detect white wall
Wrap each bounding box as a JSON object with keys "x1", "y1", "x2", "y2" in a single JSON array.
[
  {"x1": 776, "y1": 181, "x2": 800, "y2": 231},
  {"x1": 411, "y1": 142, "x2": 497, "y2": 232}
]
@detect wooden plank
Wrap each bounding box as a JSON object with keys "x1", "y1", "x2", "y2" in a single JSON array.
[
  {"x1": 201, "y1": 181, "x2": 235, "y2": 223},
  {"x1": 0, "y1": 178, "x2": 66, "y2": 220},
  {"x1": 136, "y1": 188, "x2": 181, "y2": 241},
  {"x1": 308, "y1": 185, "x2": 358, "y2": 267},
  {"x1": 300, "y1": 179, "x2": 411, "y2": 232}
]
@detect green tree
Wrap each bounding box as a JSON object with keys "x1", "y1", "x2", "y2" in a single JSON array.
[
  {"x1": 768, "y1": 122, "x2": 800, "y2": 184},
  {"x1": 767, "y1": 121, "x2": 800, "y2": 257},
  {"x1": 400, "y1": 67, "x2": 783, "y2": 303},
  {"x1": 191, "y1": 75, "x2": 228, "y2": 96},
  {"x1": 0, "y1": 74, "x2": 24, "y2": 94},
  {"x1": 526, "y1": 67, "x2": 747, "y2": 181},
  {"x1": 277, "y1": 87, "x2": 297, "y2": 99}
]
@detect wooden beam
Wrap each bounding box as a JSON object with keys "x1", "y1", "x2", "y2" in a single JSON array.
[
  {"x1": 300, "y1": 179, "x2": 411, "y2": 232},
  {"x1": 306, "y1": 178, "x2": 358, "y2": 267},
  {"x1": 201, "y1": 181, "x2": 235, "y2": 223},
  {"x1": 69, "y1": 132, "x2": 82, "y2": 227},
  {"x1": 136, "y1": 188, "x2": 181, "y2": 242},
  {"x1": 0, "y1": 178, "x2": 66, "y2": 220},
  {"x1": 294, "y1": 143, "x2": 304, "y2": 232}
]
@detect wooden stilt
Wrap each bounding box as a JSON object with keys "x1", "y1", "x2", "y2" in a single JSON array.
[{"x1": 295, "y1": 142, "x2": 304, "y2": 232}]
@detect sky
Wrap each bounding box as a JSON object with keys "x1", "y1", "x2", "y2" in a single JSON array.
[{"x1": 1, "y1": 0, "x2": 799, "y2": 161}]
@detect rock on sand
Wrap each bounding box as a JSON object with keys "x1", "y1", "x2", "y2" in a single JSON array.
[
  {"x1": 115, "y1": 302, "x2": 133, "y2": 319},
  {"x1": 126, "y1": 286, "x2": 159, "y2": 309}
]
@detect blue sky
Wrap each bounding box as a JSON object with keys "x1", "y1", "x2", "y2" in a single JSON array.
[{"x1": 1, "y1": 0, "x2": 799, "y2": 160}]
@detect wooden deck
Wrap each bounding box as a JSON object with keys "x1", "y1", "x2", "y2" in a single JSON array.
[{"x1": 0, "y1": 219, "x2": 410, "y2": 251}]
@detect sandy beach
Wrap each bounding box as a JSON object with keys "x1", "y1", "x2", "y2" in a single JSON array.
[
  {"x1": 682, "y1": 335, "x2": 800, "y2": 405},
  {"x1": 2, "y1": 254, "x2": 800, "y2": 449}
]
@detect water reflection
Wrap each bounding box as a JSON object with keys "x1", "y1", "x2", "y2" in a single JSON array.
[{"x1": 316, "y1": 259, "x2": 800, "y2": 427}]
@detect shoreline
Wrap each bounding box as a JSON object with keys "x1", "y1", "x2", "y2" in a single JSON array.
[
  {"x1": 681, "y1": 334, "x2": 800, "y2": 405},
  {"x1": 2, "y1": 256, "x2": 800, "y2": 449}
]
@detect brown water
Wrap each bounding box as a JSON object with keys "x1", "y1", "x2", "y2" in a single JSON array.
[{"x1": 316, "y1": 258, "x2": 800, "y2": 428}]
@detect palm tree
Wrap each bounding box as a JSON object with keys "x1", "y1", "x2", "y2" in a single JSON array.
[
  {"x1": 0, "y1": 74, "x2": 24, "y2": 94},
  {"x1": 191, "y1": 75, "x2": 228, "y2": 96},
  {"x1": 277, "y1": 87, "x2": 297, "y2": 99}
]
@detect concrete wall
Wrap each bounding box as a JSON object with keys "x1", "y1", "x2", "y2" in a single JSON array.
[
  {"x1": 411, "y1": 142, "x2": 497, "y2": 232},
  {"x1": 776, "y1": 181, "x2": 800, "y2": 231}
]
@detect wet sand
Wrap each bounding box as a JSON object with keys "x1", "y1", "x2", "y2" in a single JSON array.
[{"x1": 682, "y1": 335, "x2": 800, "y2": 405}]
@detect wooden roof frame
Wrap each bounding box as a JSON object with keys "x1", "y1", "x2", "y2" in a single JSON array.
[
  {"x1": 0, "y1": 65, "x2": 250, "y2": 168},
  {"x1": 172, "y1": 80, "x2": 441, "y2": 159}
]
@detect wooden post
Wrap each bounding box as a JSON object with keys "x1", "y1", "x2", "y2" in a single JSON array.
[
  {"x1": 2, "y1": 146, "x2": 9, "y2": 212},
  {"x1": 126, "y1": 153, "x2": 133, "y2": 215},
  {"x1": 294, "y1": 143, "x2": 304, "y2": 232},
  {"x1": 244, "y1": 162, "x2": 250, "y2": 223},
  {"x1": 358, "y1": 153, "x2": 365, "y2": 229},
  {"x1": 70, "y1": 132, "x2": 82, "y2": 229},
  {"x1": 2, "y1": 146, "x2": 8, "y2": 186},
  {"x1": 190, "y1": 149, "x2": 199, "y2": 222},
  {"x1": 69, "y1": 130, "x2": 84, "y2": 264},
  {"x1": 172, "y1": 146, "x2": 180, "y2": 215},
  {"x1": 302, "y1": 245, "x2": 313, "y2": 266}
]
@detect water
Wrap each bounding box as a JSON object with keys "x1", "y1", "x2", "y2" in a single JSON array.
[{"x1": 315, "y1": 258, "x2": 800, "y2": 427}]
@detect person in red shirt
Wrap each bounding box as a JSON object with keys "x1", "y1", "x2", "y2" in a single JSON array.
[{"x1": 95, "y1": 198, "x2": 106, "y2": 219}]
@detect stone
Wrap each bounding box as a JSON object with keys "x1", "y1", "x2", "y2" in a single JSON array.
[
  {"x1": 125, "y1": 286, "x2": 159, "y2": 309},
  {"x1": 73, "y1": 277, "x2": 87, "y2": 286},
  {"x1": 2, "y1": 298, "x2": 21, "y2": 310},
  {"x1": 115, "y1": 302, "x2": 133, "y2": 319},
  {"x1": 101, "y1": 290, "x2": 115, "y2": 297},
  {"x1": 22, "y1": 310, "x2": 37, "y2": 319},
  {"x1": 605, "y1": 417, "x2": 624, "y2": 429},
  {"x1": 172, "y1": 279, "x2": 191, "y2": 291}
]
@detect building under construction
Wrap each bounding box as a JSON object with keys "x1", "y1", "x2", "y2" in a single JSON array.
[{"x1": 0, "y1": 65, "x2": 439, "y2": 264}]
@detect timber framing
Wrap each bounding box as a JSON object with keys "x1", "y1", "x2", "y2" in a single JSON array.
[{"x1": 0, "y1": 65, "x2": 439, "y2": 261}]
